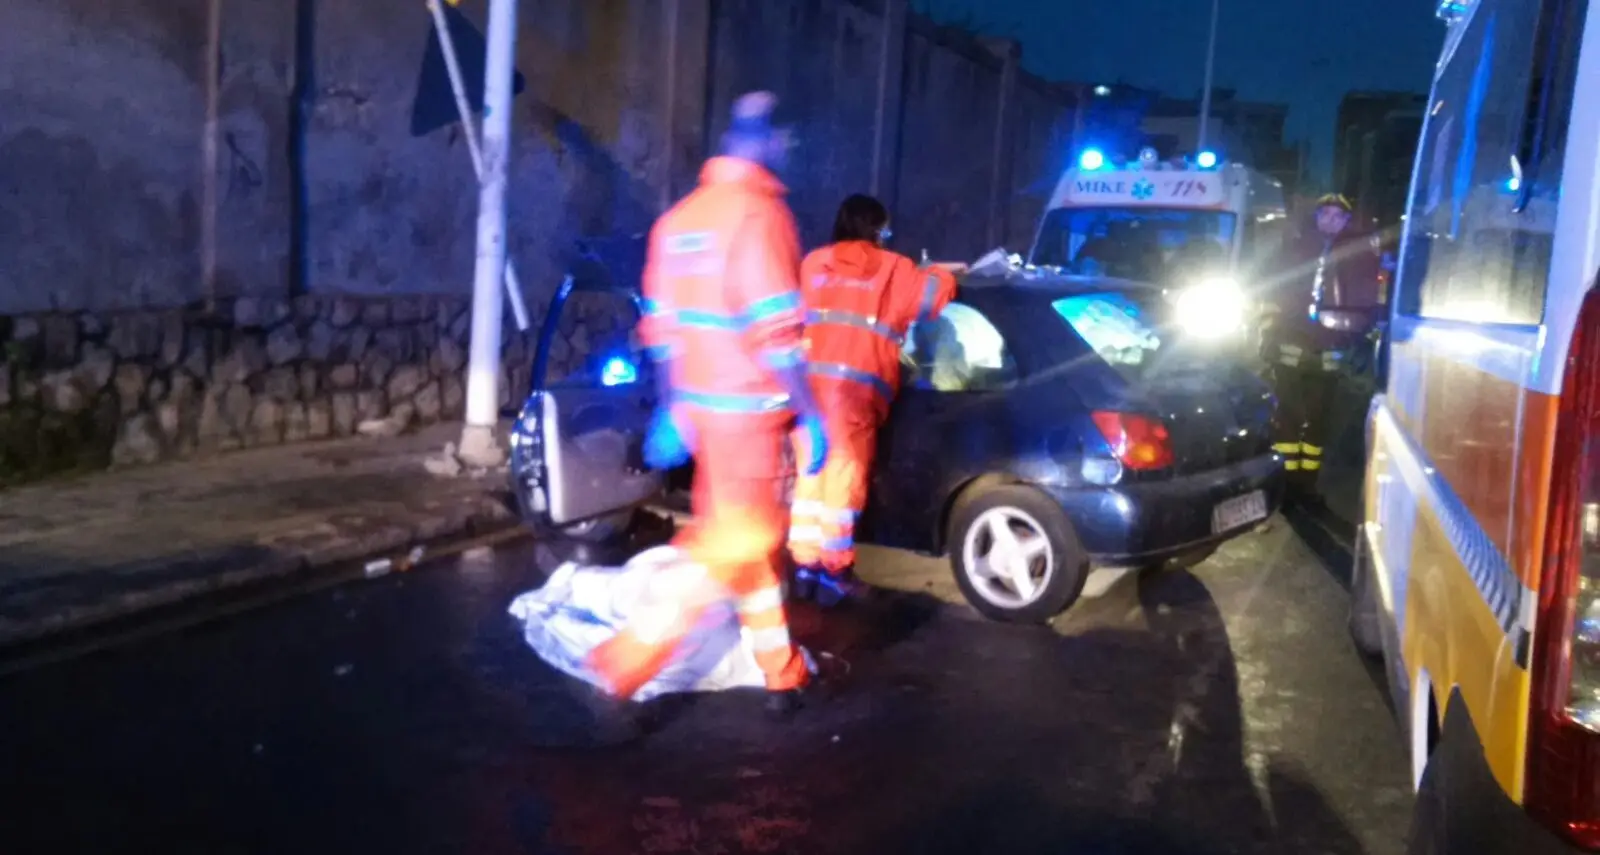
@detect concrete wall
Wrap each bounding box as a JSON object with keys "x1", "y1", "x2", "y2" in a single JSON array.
[
  {"x1": 3, "y1": 0, "x2": 1076, "y2": 314},
  {"x1": 1009, "y1": 79, "x2": 1080, "y2": 252},
  {"x1": 0, "y1": 0, "x2": 1079, "y2": 484},
  {"x1": 705, "y1": 0, "x2": 885, "y2": 248},
  {"x1": 305, "y1": 0, "x2": 668, "y2": 299}
]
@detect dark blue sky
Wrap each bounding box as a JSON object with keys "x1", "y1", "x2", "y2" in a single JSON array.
[{"x1": 914, "y1": 0, "x2": 1444, "y2": 186}]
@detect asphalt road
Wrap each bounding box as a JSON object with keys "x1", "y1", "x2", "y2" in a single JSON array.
[{"x1": 0, "y1": 512, "x2": 1413, "y2": 855}]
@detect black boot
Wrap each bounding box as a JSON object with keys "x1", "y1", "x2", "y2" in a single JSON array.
[
  {"x1": 791, "y1": 566, "x2": 820, "y2": 602},
  {"x1": 1285, "y1": 471, "x2": 1324, "y2": 511},
  {"x1": 765, "y1": 687, "x2": 806, "y2": 718},
  {"x1": 813, "y1": 568, "x2": 870, "y2": 609}
]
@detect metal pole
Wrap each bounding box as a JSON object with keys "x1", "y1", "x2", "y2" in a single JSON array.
[
  {"x1": 457, "y1": 0, "x2": 518, "y2": 467},
  {"x1": 660, "y1": 0, "x2": 680, "y2": 212},
  {"x1": 1197, "y1": 0, "x2": 1219, "y2": 152},
  {"x1": 426, "y1": 0, "x2": 529, "y2": 333},
  {"x1": 201, "y1": 0, "x2": 222, "y2": 310}
]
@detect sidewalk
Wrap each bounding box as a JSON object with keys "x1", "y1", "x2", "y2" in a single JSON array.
[{"x1": 0, "y1": 423, "x2": 518, "y2": 650}]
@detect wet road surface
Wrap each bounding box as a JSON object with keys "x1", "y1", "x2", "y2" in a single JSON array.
[{"x1": 0, "y1": 513, "x2": 1412, "y2": 854}]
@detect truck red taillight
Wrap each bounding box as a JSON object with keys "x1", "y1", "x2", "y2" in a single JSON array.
[
  {"x1": 1528, "y1": 286, "x2": 1600, "y2": 850},
  {"x1": 1091, "y1": 411, "x2": 1174, "y2": 471}
]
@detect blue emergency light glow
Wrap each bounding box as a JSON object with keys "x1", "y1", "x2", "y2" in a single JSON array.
[
  {"x1": 1079, "y1": 148, "x2": 1106, "y2": 171},
  {"x1": 1505, "y1": 176, "x2": 1522, "y2": 193},
  {"x1": 1196, "y1": 150, "x2": 1218, "y2": 169},
  {"x1": 601, "y1": 356, "x2": 637, "y2": 386}
]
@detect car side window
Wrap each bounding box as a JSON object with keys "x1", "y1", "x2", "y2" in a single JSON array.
[{"x1": 901, "y1": 302, "x2": 1017, "y2": 392}]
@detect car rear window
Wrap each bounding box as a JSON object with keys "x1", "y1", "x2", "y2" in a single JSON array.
[{"x1": 1051, "y1": 292, "x2": 1162, "y2": 372}]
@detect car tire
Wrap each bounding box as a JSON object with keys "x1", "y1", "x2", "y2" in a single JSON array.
[
  {"x1": 948, "y1": 484, "x2": 1090, "y2": 624},
  {"x1": 1348, "y1": 525, "x2": 1384, "y2": 658},
  {"x1": 554, "y1": 509, "x2": 636, "y2": 544}
]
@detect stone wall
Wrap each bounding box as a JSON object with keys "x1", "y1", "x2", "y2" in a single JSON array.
[{"x1": 0, "y1": 299, "x2": 611, "y2": 487}]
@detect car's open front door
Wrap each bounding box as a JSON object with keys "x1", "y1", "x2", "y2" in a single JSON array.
[
  {"x1": 539, "y1": 377, "x2": 660, "y2": 526},
  {"x1": 511, "y1": 279, "x2": 663, "y2": 531}
]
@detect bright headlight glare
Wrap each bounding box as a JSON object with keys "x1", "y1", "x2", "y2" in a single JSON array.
[{"x1": 1174, "y1": 278, "x2": 1247, "y2": 339}]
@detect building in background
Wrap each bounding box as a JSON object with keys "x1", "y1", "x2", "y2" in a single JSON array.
[
  {"x1": 1332, "y1": 91, "x2": 1428, "y2": 234},
  {"x1": 1069, "y1": 82, "x2": 1161, "y2": 157},
  {"x1": 1138, "y1": 89, "x2": 1304, "y2": 194}
]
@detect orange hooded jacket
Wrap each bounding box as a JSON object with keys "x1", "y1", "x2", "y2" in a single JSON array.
[
  {"x1": 637, "y1": 157, "x2": 807, "y2": 436},
  {"x1": 799, "y1": 240, "x2": 956, "y2": 422}
]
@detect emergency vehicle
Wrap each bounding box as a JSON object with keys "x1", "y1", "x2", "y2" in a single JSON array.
[
  {"x1": 1346, "y1": 0, "x2": 1600, "y2": 849},
  {"x1": 1027, "y1": 147, "x2": 1290, "y2": 293}
]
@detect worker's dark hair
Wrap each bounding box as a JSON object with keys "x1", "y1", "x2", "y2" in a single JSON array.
[{"x1": 831, "y1": 194, "x2": 890, "y2": 244}]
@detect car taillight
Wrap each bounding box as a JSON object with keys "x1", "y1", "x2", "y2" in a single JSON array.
[
  {"x1": 1091, "y1": 411, "x2": 1174, "y2": 471},
  {"x1": 1528, "y1": 287, "x2": 1600, "y2": 850}
]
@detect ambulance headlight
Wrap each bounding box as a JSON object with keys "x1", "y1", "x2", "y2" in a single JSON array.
[{"x1": 1174, "y1": 277, "x2": 1247, "y2": 340}]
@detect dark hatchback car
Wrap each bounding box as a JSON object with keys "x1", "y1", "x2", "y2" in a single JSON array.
[{"x1": 510, "y1": 264, "x2": 1284, "y2": 624}]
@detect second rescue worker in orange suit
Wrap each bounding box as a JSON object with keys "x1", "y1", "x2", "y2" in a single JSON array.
[
  {"x1": 789, "y1": 194, "x2": 957, "y2": 606},
  {"x1": 585, "y1": 92, "x2": 832, "y2": 717}
]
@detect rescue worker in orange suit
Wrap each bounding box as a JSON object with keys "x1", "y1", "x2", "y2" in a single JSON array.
[
  {"x1": 585, "y1": 92, "x2": 831, "y2": 717},
  {"x1": 788, "y1": 194, "x2": 957, "y2": 607},
  {"x1": 1262, "y1": 193, "x2": 1381, "y2": 505}
]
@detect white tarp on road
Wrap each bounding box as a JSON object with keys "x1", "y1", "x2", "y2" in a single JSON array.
[{"x1": 508, "y1": 545, "x2": 808, "y2": 702}]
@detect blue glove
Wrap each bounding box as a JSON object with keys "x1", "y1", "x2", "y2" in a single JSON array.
[
  {"x1": 643, "y1": 409, "x2": 692, "y2": 470},
  {"x1": 799, "y1": 414, "x2": 829, "y2": 476}
]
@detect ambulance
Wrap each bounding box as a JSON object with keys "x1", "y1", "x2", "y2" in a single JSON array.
[
  {"x1": 1346, "y1": 0, "x2": 1600, "y2": 848},
  {"x1": 1026, "y1": 147, "x2": 1290, "y2": 295}
]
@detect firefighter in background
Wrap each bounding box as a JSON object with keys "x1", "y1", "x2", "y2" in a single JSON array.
[
  {"x1": 585, "y1": 91, "x2": 831, "y2": 717},
  {"x1": 789, "y1": 194, "x2": 957, "y2": 606},
  {"x1": 1262, "y1": 193, "x2": 1381, "y2": 503}
]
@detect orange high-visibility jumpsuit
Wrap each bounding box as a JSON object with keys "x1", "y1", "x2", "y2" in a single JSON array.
[
  {"x1": 788, "y1": 241, "x2": 956, "y2": 574},
  {"x1": 586, "y1": 156, "x2": 811, "y2": 701}
]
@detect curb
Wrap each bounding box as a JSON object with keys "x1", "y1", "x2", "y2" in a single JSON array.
[{"x1": 0, "y1": 497, "x2": 527, "y2": 676}]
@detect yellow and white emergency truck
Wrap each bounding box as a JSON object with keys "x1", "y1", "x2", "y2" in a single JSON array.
[{"x1": 1347, "y1": 0, "x2": 1600, "y2": 849}]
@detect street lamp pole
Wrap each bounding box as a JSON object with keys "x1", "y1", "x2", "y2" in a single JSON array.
[
  {"x1": 1196, "y1": 0, "x2": 1219, "y2": 152},
  {"x1": 458, "y1": 0, "x2": 519, "y2": 468}
]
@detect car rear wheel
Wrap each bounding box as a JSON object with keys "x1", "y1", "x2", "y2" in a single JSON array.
[{"x1": 948, "y1": 485, "x2": 1090, "y2": 624}]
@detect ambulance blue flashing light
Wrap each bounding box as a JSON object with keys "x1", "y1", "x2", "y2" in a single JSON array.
[
  {"x1": 1079, "y1": 148, "x2": 1106, "y2": 171},
  {"x1": 601, "y1": 355, "x2": 638, "y2": 386},
  {"x1": 1196, "y1": 150, "x2": 1219, "y2": 169}
]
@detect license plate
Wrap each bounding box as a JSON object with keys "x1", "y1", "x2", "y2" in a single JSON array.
[{"x1": 1212, "y1": 490, "x2": 1268, "y2": 534}]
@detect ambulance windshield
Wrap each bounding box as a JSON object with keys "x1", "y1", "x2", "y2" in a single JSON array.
[{"x1": 1030, "y1": 207, "x2": 1237, "y2": 283}]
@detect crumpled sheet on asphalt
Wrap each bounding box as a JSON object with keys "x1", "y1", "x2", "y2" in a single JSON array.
[{"x1": 508, "y1": 545, "x2": 813, "y2": 702}]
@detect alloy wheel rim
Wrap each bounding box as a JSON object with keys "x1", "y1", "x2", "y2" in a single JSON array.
[{"x1": 961, "y1": 506, "x2": 1055, "y2": 608}]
